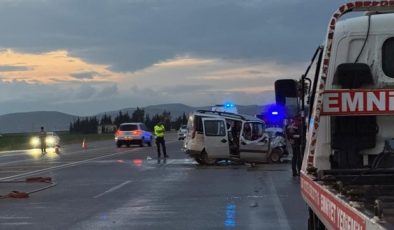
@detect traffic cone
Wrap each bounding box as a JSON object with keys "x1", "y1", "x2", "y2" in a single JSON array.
[{"x1": 82, "y1": 138, "x2": 87, "y2": 149}]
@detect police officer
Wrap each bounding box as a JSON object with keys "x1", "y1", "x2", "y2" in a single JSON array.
[
  {"x1": 39, "y1": 126, "x2": 47, "y2": 154},
  {"x1": 286, "y1": 120, "x2": 302, "y2": 176},
  {"x1": 154, "y1": 121, "x2": 168, "y2": 159}
]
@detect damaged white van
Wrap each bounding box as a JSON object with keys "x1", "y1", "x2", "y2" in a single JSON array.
[{"x1": 184, "y1": 110, "x2": 282, "y2": 165}]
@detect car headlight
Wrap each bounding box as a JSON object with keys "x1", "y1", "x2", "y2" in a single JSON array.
[
  {"x1": 46, "y1": 137, "x2": 55, "y2": 145},
  {"x1": 30, "y1": 137, "x2": 40, "y2": 147}
]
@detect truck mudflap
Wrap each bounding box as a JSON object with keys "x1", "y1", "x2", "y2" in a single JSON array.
[{"x1": 301, "y1": 173, "x2": 394, "y2": 230}]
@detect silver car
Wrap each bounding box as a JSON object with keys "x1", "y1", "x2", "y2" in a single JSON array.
[
  {"x1": 115, "y1": 123, "x2": 153, "y2": 147},
  {"x1": 178, "y1": 125, "x2": 187, "y2": 140}
]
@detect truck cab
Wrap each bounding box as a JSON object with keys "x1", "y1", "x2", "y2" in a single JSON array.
[
  {"x1": 275, "y1": 2, "x2": 394, "y2": 229},
  {"x1": 314, "y1": 11, "x2": 394, "y2": 171}
]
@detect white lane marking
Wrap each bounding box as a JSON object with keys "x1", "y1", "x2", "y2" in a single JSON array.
[
  {"x1": 0, "y1": 159, "x2": 32, "y2": 166},
  {"x1": 0, "y1": 146, "x2": 116, "y2": 166},
  {"x1": 0, "y1": 222, "x2": 32, "y2": 225},
  {"x1": 0, "y1": 139, "x2": 176, "y2": 161},
  {"x1": 0, "y1": 217, "x2": 32, "y2": 219},
  {"x1": 94, "y1": 180, "x2": 132, "y2": 199},
  {"x1": 267, "y1": 174, "x2": 291, "y2": 230},
  {"x1": 0, "y1": 149, "x2": 139, "y2": 181},
  {"x1": 0, "y1": 150, "x2": 26, "y2": 155},
  {"x1": 0, "y1": 140, "x2": 115, "y2": 155},
  {"x1": 60, "y1": 146, "x2": 114, "y2": 155}
]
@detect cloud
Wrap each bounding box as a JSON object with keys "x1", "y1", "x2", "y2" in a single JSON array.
[
  {"x1": 0, "y1": 0, "x2": 348, "y2": 72},
  {"x1": 161, "y1": 84, "x2": 213, "y2": 94},
  {"x1": 70, "y1": 71, "x2": 98, "y2": 80},
  {"x1": 0, "y1": 65, "x2": 31, "y2": 72},
  {"x1": 0, "y1": 49, "x2": 117, "y2": 84},
  {"x1": 0, "y1": 0, "x2": 350, "y2": 115},
  {"x1": 73, "y1": 84, "x2": 96, "y2": 100},
  {"x1": 154, "y1": 57, "x2": 216, "y2": 68},
  {"x1": 97, "y1": 84, "x2": 119, "y2": 97}
]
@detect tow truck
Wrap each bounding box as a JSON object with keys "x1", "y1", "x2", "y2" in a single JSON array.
[{"x1": 275, "y1": 2, "x2": 394, "y2": 229}]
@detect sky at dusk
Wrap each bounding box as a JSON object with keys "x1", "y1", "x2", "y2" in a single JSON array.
[{"x1": 0, "y1": 0, "x2": 350, "y2": 116}]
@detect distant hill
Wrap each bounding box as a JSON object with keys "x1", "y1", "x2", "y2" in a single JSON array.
[
  {"x1": 0, "y1": 111, "x2": 76, "y2": 134},
  {"x1": 0, "y1": 104, "x2": 265, "y2": 134},
  {"x1": 97, "y1": 103, "x2": 263, "y2": 119}
]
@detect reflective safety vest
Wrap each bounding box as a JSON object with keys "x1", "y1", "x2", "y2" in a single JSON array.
[{"x1": 154, "y1": 124, "x2": 165, "y2": 137}]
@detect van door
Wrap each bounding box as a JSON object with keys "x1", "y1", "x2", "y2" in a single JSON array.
[
  {"x1": 202, "y1": 118, "x2": 230, "y2": 158},
  {"x1": 239, "y1": 122, "x2": 269, "y2": 162}
]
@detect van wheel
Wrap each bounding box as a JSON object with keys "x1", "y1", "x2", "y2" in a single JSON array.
[
  {"x1": 201, "y1": 151, "x2": 216, "y2": 165},
  {"x1": 194, "y1": 157, "x2": 204, "y2": 165},
  {"x1": 139, "y1": 139, "x2": 144, "y2": 147},
  {"x1": 269, "y1": 147, "x2": 282, "y2": 163}
]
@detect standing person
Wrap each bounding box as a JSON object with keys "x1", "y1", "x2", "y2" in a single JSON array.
[
  {"x1": 39, "y1": 126, "x2": 47, "y2": 154},
  {"x1": 154, "y1": 121, "x2": 168, "y2": 159},
  {"x1": 286, "y1": 120, "x2": 301, "y2": 176}
]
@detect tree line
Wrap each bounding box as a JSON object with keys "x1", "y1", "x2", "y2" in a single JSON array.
[{"x1": 69, "y1": 107, "x2": 188, "y2": 134}]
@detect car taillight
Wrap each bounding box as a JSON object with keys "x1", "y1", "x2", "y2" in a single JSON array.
[
  {"x1": 115, "y1": 130, "x2": 123, "y2": 136},
  {"x1": 132, "y1": 130, "x2": 142, "y2": 135}
]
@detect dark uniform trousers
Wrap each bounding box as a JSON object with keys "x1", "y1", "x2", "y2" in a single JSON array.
[{"x1": 156, "y1": 136, "x2": 167, "y2": 158}]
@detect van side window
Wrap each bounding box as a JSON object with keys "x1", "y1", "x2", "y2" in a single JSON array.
[
  {"x1": 195, "y1": 116, "x2": 203, "y2": 132},
  {"x1": 242, "y1": 122, "x2": 265, "y2": 141},
  {"x1": 382, "y1": 37, "x2": 394, "y2": 78},
  {"x1": 252, "y1": 123, "x2": 265, "y2": 140},
  {"x1": 204, "y1": 120, "x2": 226, "y2": 136},
  {"x1": 243, "y1": 123, "x2": 253, "y2": 141}
]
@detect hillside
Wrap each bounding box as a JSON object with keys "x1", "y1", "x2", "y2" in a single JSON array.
[
  {"x1": 98, "y1": 103, "x2": 262, "y2": 119},
  {"x1": 0, "y1": 104, "x2": 264, "y2": 134},
  {"x1": 0, "y1": 111, "x2": 76, "y2": 134}
]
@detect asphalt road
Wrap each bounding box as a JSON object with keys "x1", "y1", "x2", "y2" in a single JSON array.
[{"x1": 0, "y1": 133, "x2": 307, "y2": 230}]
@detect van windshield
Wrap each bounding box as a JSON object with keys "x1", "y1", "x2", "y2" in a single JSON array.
[{"x1": 119, "y1": 124, "x2": 138, "y2": 131}]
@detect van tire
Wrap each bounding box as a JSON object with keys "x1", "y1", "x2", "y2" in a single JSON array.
[
  {"x1": 269, "y1": 147, "x2": 282, "y2": 163},
  {"x1": 194, "y1": 157, "x2": 204, "y2": 165},
  {"x1": 139, "y1": 138, "x2": 144, "y2": 147},
  {"x1": 201, "y1": 151, "x2": 216, "y2": 165}
]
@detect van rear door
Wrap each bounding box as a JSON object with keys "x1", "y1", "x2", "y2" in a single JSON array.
[{"x1": 202, "y1": 118, "x2": 229, "y2": 158}]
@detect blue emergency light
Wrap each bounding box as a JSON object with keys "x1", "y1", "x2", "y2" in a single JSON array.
[
  {"x1": 264, "y1": 104, "x2": 286, "y2": 124},
  {"x1": 224, "y1": 102, "x2": 234, "y2": 108}
]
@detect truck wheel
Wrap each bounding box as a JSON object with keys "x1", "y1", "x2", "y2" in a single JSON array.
[
  {"x1": 201, "y1": 151, "x2": 216, "y2": 165},
  {"x1": 308, "y1": 208, "x2": 314, "y2": 230},
  {"x1": 308, "y1": 208, "x2": 325, "y2": 230}
]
